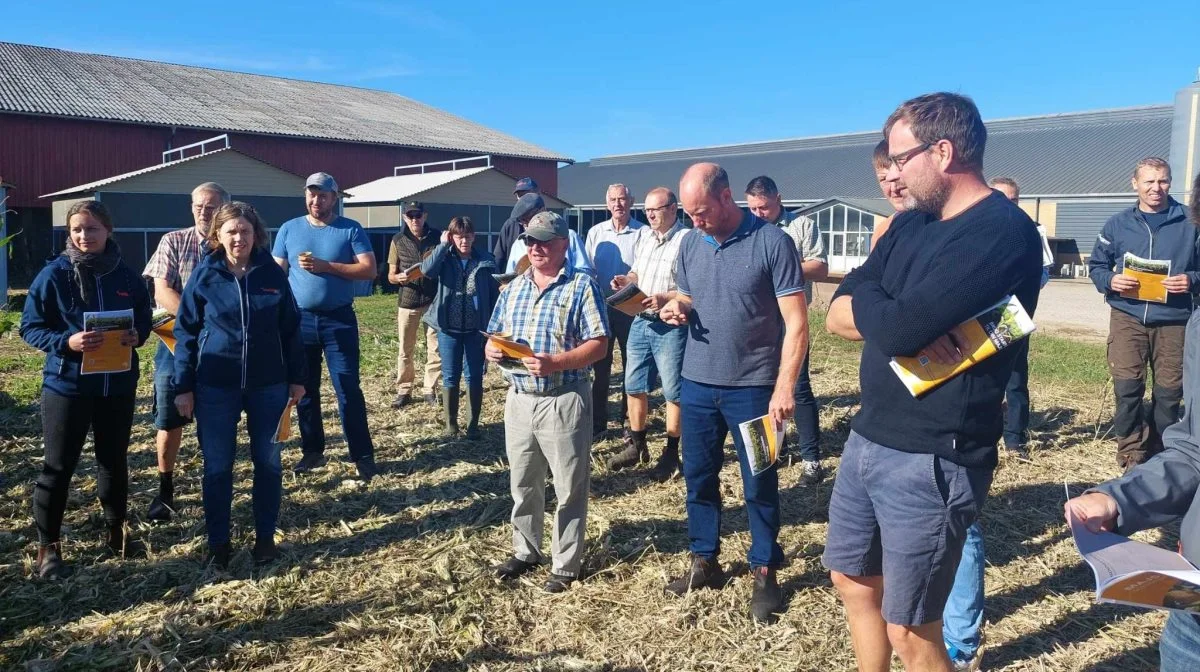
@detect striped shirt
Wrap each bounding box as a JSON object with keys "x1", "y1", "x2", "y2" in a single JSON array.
[
  {"x1": 778, "y1": 212, "x2": 826, "y2": 301},
  {"x1": 143, "y1": 226, "x2": 207, "y2": 307},
  {"x1": 487, "y1": 264, "x2": 610, "y2": 394},
  {"x1": 629, "y1": 221, "x2": 690, "y2": 316}
]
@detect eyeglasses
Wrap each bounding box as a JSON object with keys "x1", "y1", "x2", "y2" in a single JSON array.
[
  {"x1": 644, "y1": 203, "x2": 677, "y2": 215},
  {"x1": 887, "y1": 141, "x2": 937, "y2": 169}
]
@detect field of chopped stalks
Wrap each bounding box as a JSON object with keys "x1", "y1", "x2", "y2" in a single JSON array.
[{"x1": 0, "y1": 293, "x2": 1175, "y2": 671}]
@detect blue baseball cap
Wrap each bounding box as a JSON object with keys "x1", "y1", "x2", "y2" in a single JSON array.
[
  {"x1": 513, "y1": 177, "x2": 538, "y2": 194},
  {"x1": 305, "y1": 172, "x2": 339, "y2": 193}
]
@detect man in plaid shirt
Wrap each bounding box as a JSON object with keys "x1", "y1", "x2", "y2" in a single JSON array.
[
  {"x1": 141, "y1": 181, "x2": 229, "y2": 522},
  {"x1": 607, "y1": 186, "x2": 690, "y2": 479},
  {"x1": 485, "y1": 211, "x2": 609, "y2": 594}
]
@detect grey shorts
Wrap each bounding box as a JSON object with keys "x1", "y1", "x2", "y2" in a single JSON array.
[{"x1": 822, "y1": 430, "x2": 992, "y2": 626}]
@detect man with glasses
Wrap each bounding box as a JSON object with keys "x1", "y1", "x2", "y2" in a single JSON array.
[
  {"x1": 825, "y1": 93, "x2": 1042, "y2": 671},
  {"x1": 141, "y1": 182, "x2": 230, "y2": 522},
  {"x1": 585, "y1": 184, "x2": 647, "y2": 440},
  {"x1": 744, "y1": 175, "x2": 828, "y2": 485},
  {"x1": 387, "y1": 201, "x2": 442, "y2": 408},
  {"x1": 606, "y1": 187, "x2": 690, "y2": 479}
]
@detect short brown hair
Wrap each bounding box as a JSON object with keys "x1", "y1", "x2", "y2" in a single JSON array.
[
  {"x1": 1133, "y1": 157, "x2": 1171, "y2": 180},
  {"x1": 65, "y1": 200, "x2": 113, "y2": 232},
  {"x1": 884, "y1": 92, "x2": 987, "y2": 172},
  {"x1": 872, "y1": 139, "x2": 890, "y2": 171},
  {"x1": 206, "y1": 201, "x2": 270, "y2": 251},
  {"x1": 447, "y1": 216, "x2": 475, "y2": 236}
]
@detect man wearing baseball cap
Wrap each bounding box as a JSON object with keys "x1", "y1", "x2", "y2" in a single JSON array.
[
  {"x1": 273, "y1": 172, "x2": 381, "y2": 480},
  {"x1": 513, "y1": 177, "x2": 539, "y2": 199},
  {"x1": 485, "y1": 211, "x2": 610, "y2": 593},
  {"x1": 387, "y1": 201, "x2": 442, "y2": 408}
]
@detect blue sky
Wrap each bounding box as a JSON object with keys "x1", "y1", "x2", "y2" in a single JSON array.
[{"x1": 3, "y1": 0, "x2": 1199, "y2": 162}]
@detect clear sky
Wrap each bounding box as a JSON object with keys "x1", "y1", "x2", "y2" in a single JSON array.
[{"x1": 3, "y1": 0, "x2": 1198, "y2": 163}]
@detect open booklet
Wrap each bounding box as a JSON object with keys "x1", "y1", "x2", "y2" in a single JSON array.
[
  {"x1": 738, "y1": 414, "x2": 784, "y2": 475},
  {"x1": 606, "y1": 283, "x2": 649, "y2": 318},
  {"x1": 1120, "y1": 252, "x2": 1170, "y2": 304},
  {"x1": 151, "y1": 309, "x2": 177, "y2": 356},
  {"x1": 81, "y1": 309, "x2": 135, "y2": 375},
  {"x1": 483, "y1": 331, "x2": 535, "y2": 374},
  {"x1": 274, "y1": 401, "x2": 294, "y2": 443},
  {"x1": 1069, "y1": 515, "x2": 1200, "y2": 613},
  {"x1": 889, "y1": 295, "x2": 1036, "y2": 398}
]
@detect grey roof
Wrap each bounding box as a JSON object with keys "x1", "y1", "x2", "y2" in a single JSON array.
[
  {"x1": 40, "y1": 148, "x2": 299, "y2": 198},
  {"x1": 0, "y1": 41, "x2": 569, "y2": 162},
  {"x1": 797, "y1": 197, "x2": 896, "y2": 217},
  {"x1": 559, "y1": 106, "x2": 1172, "y2": 205}
]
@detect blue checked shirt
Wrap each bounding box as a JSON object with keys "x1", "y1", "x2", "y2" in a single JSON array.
[{"x1": 487, "y1": 264, "x2": 610, "y2": 394}]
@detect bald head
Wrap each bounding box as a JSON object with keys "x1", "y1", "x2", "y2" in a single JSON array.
[{"x1": 680, "y1": 162, "x2": 741, "y2": 240}]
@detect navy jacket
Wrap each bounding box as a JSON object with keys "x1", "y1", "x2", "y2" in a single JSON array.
[
  {"x1": 173, "y1": 247, "x2": 306, "y2": 393},
  {"x1": 420, "y1": 241, "x2": 500, "y2": 334},
  {"x1": 492, "y1": 197, "x2": 544, "y2": 271},
  {"x1": 1088, "y1": 198, "x2": 1200, "y2": 326},
  {"x1": 20, "y1": 254, "x2": 152, "y2": 397}
]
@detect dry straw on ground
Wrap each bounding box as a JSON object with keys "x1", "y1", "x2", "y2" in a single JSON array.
[{"x1": 0, "y1": 298, "x2": 1169, "y2": 670}]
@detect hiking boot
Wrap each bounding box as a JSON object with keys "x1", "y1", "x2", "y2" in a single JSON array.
[
  {"x1": 206, "y1": 542, "x2": 232, "y2": 570},
  {"x1": 391, "y1": 393, "x2": 411, "y2": 409},
  {"x1": 36, "y1": 544, "x2": 73, "y2": 580},
  {"x1": 293, "y1": 453, "x2": 327, "y2": 474},
  {"x1": 665, "y1": 554, "x2": 724, "y2": 596},
  {"x1": 105, "y1": 523, "x2": 147, "y2": 559},
  {"x1": 749, "y1": 566, "x2": 784, "y2": 623},
  {"x1": 147, "y1": 494, "x2": 174, "y2": 523},
  {"x1": 443, "y1": 386, "x2": 461, "y2": 437},
  {"x1": 800, "y1": 459, "x2": 823, "y2": 486},
  {"x1": 494, "y1": 556, "x2": 539, "y2": 582},
  {"x1": 355, "y1": 457, "x2": 381, "y2": 482},
  {"x1": 253, "y1": 537, "x2": 279, "y2": 567},
  {"x1": 464, "y1": 385, "x2": 483, "y2": 440},
  {"x1": 607, "y1": 431, "x2": 648, "y2": 471},
  {"x1": 544, "y1": 572, "x2": 576, "y2": 593},
  {"x1": 650, "y1": 444, "x2": 681, "y2": 482}
]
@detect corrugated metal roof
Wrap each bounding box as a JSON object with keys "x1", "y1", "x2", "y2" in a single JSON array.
[
  {"x1": 797, "y1": 197, "x2": 896, "y2": 217},
  {"x1": 344, "y1": 166, "x2": 571, "y2": 209},
  {"x1": 0, "y1": 41, "x2": 569, "y2": 162},
  {"x1": 40, "y1": 148, "x2": 299, "y2": 198},
  {"x1": 559, "y1": 106, "x2": 1173, "y2": 205}
]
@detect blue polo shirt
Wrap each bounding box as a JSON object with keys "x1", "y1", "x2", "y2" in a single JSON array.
[
  {"x1": 272, "y1": 215, "x2": 374, "y2": 311},
  {"x1": 675, "y1": 212, "x2": 805, "y2": 387}
]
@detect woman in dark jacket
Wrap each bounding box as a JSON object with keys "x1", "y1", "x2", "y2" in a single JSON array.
[
  {"x1": 173, "y1": 202, "x2": 306, "y2": 569},
  {"x1": 420, "y1": 216, "x2": 499, "y2": 439},
  {"x1": 20, "y1": 200, "x2": 152, "y2": 579}
]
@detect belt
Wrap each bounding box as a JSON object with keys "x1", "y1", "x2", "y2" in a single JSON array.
[{"x1": 513, "y1": 377, "x2": 588, "y2": 397}]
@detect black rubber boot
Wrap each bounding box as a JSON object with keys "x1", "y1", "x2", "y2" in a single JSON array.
[
  {"x1": 443, "y1": 386, "x2": 461, "y2": 437},
  {"x1": 465, "y1": 384, "x2": 483, "y2": 440}
]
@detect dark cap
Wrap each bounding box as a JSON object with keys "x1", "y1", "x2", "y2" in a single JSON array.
[
  {"x1": 519, "y1": 211, "x2": 568, "y2": 242},
  {"x1": 402, "y1": 201, "x2": 425, "y2": 216},
  {"x1": 305, "y1": 172, "x2": 339, "y2": 193},
  {"x1": 513, "y1": 177, "x2": 539, "y2": 194}
]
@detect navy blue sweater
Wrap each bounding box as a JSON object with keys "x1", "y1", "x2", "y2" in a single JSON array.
[
  {"x1": 833, "y1": 191, "x2": 1043, "y2": 468},
  {"x1": 20, "y1": 254, "x2": 152, "y2": 398},
  {"x1": 173, "y1": 247, "x2": 306, "y2": 393}
]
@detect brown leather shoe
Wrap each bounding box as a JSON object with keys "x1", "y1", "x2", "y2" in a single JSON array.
[{"x1": 665, "y1": 554, "x2": 724, "y2": 596}]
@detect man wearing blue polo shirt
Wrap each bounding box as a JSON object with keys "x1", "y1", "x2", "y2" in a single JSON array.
[
  {"x1": 273, "y1": 172, "x2": 380, "y2": 481},
  {"x1": 659, "y1": 163, "x2": 809, "y2": 623}
]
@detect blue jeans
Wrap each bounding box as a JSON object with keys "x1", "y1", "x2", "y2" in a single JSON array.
[
  {"x1": 943, "y1": 521, "x2": 985, "y2": 658},
  {"x1": 1162, "y1": 611, "x2": 1200, "y2": 671},
  {"x1": 680, "y1": 379, "x2": 783, "y2": 568},
  {"x1": 298, "y1": 305, "x2": 373, "y2": 461},
  {"x1": 152, "y1": 344, "x2": 191, "y2": 431},
  {"x1": 1003, "y1": 338, "x2": 1030, "y2": 447},
  {"x1": 437, "y1": 330, "x2": 485, "y2": 389},
  {"x1": 792, "y1": 350, "x2": 820, "y2": 461},
  {"x1": 624, "y1": 317, "x2": 687, "y2": 402},
  {"x1": 195, "y1": 383, "x2": 288, "y2": 546}
]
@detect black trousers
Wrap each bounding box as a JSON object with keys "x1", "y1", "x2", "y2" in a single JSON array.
[
  {"x1": 592, "y1": 309, "x2": 633, "y2": 433},
  {"x1": 34, "y1": 390, "x2": 135, "y2": 545}
]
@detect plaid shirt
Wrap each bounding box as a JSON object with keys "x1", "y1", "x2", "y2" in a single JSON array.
[
  {"x1": 143, "y1": 226, "x2": 206, "y2": 308},
  {"x1": 630, "y1": 221, "x2": 690, "y2": 311},
  {"x1": 487, "y1": 264, "x2": 610, "y2": 394},
  {"x1": 779, "y1": 212, "x2": 826, "y2": 300}
]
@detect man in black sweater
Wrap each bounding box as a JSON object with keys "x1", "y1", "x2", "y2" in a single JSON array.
[{"x1": 824, "y1": 92, "x2": 1042, "y2": 672}]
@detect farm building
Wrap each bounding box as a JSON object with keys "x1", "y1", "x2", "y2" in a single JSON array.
[{"x1": 0, "y1": 41, "x2": 569, "y2": 286}]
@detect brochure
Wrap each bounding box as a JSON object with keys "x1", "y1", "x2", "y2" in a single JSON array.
[
  {"x1": 1120, "y1": 252, "x2": 1171, "y2": 304},
  {"x1": 274, "y1": 401, "x2": 294, "y2": 443},
  {"x1": 1069, "y1": 515, "x2": 1200, "y2": 613},
  {"x1": 151, "y1": 308, "x2": 176, "y2": 356},
  {"x1": 738, "y1": 414, "x2": 783, "y2": 475},
  {"x1": 80, "y1": 309, "x2": 135, "y2": 375},
  {"x1": 484, "y1": 331, "x2": 535, "y2": 374},
  {"x1": 889, "y1": 295, "x2": 1036, "y2": 398},
  {"x1": 606, "y1": 283, "x2": 650, "y2": 317}
]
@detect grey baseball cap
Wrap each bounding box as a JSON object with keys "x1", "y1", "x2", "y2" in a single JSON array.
[
  {"x1": 519, "y1": 211, "x2": 569, "y2": 242},
  {"x1": 305, "y1": 172, "x2": 339, "y2": 193}
]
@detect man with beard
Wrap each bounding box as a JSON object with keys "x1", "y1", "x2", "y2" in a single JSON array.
[
  {"x1": 824, "y1": 93, "x2": 1042, "y2": 671},
  {"x1": 273, "y1": 173, "x2": 380, "y2": 481},
  {"x1": 141, "y1": 182, "x2": 230, "y2": 522}
]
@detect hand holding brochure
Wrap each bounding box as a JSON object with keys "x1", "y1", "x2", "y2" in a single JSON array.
[
  {"x1": 606, "y1": 283, "x2": 649, "y2": 318},
  {"x1": 738, "y1": 414, "x2": 783, "y2": 475},
  {"x1": 1069, "y1": 515, "x2": 1200, "y2": 613},
  {"x1": 151, "y1": 308, "x2": 177, "y2": 356},
  {"x1": 484, "y1": 331, "x2": 535, "y2": 374},
  {"x1": 274, "y1": 401, "x2": 294, "y2": 443},
  {"x1": 889, "y1": 295, "x2": 1036, "y2": 398},
  {"x1": 1120, "y1": 252, "x2": 1170, "y2": 304},
  {"x1": 81, "y1": 309, "x2": 135, "y2": 375}
]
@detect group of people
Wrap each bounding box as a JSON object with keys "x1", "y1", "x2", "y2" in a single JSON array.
[{"x1": 19, "y1": 88, "x2": 1200, "y2": 671}]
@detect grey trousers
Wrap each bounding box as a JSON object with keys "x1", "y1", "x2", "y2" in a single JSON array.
[{"x1": 504, "y1": 378, "x2": 592, "y2": 578}]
